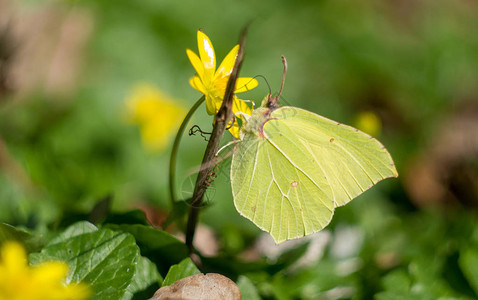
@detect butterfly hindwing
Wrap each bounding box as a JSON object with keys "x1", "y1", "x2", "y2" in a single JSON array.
[{"x1": 232, "y1": 117, "x2": 335, "y2": 243}]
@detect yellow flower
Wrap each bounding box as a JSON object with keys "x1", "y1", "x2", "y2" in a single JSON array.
[
  {"x1": 126, "y1": 83, "x2": 186, "y2": 152},
  {"x1": 354, "y1": 110, "x2": 382, "y2": 137},
  {"x1": 186, "y1": 30, "x2": 258, "y2": 137},
  {"x1": 0, "y1": 241, "x2": 91, "y2": 300}
]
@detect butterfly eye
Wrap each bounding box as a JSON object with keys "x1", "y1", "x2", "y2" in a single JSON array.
[{"x1": 267, "y1": 96, "x2": 279, "y2": 109}]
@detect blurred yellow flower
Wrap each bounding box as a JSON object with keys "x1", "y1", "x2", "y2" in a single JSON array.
[
  {"x1": 354, "y1": 110, "x2": 382, "y2": 137},
  {"x1": 126, "y1": 83, "x2": 186, "y2": 152},
  {"x1": 187, "y1": 30, "x2": 258, "y2": 138},
  {"x1": 0, "y1": 241, "x2": 91, "y2": 300}
]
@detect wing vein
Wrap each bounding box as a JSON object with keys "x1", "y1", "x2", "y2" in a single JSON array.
[
  {"x1": 265, "y1": 136, "x2": 326, "y2": 201},
  {"x1": 241, "y1": 140, "x2": 261, "y2": 212},
  {"x1": 266, "y1": 144, "x2": 298, "y2": 241},
  {"x1": 335, "y1": 142, "x2": 375, "y2": 185}
]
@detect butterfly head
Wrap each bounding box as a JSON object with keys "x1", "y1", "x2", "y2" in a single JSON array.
[
  {"x1": 261, "y1": 56, "x2": 287, "y2": 111},
  {"x1": 260, "y1": 93, "x2": 280, "y2": 110},
  {"x1": 241, "y1": 57, "x2": 287, "y2": 139}
]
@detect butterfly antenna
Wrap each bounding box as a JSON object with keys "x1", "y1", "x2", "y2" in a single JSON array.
[
  {"x1": 278, "y1": 55, "x2": 288, "y2": 99},
  {"x1": 254, "y1": 75, "x2": 271, "y2": 95},
  {"x1": 237, "y1": 77, "x2": 260, "y2": 92}
]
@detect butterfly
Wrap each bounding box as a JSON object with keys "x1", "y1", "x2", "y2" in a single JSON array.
[{"x1": 230, "y1": 57, "x2": 398, "y2": 243}]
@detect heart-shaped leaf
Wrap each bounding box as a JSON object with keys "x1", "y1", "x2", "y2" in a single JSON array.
[
  {"x1": 123, "y1": 256, "x2": 162, "y2": 300},
  {"x1": 30, "y1": 221, "x2": 139, "y2": 300}
]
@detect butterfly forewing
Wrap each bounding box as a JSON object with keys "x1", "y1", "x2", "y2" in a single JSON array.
[{"x1": 269, "y1": 107, "x2": 398, "y2": 207}]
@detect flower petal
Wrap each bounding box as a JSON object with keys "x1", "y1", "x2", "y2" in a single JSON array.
[
  {"x1": 0, "y1": 242, "x2": 91, "y2": 300},
  {"x1": 228, "y1": 118, "x2": 241, "y2": 138},
  {"x1": 189, "y1": 76, "x2": 206, "y2": 94},
  {"x1": 186, "y1": 49, "x2": 204, "y2": 80},
  {"x1": 232, "y1": 96, "x2": 252, "y2": 116},
  {"x1": 205, "y1": 94, "x2": 219, "y2": 115},
  {"x1": 197, "y1": 30, "x2": 216, "y2": 72},
  {"x1": 235, "y1": 77, "x2": 259, "y2": 93},
  {"x1": 1, "y1": 242, "x2": 27, "y2": 273},
  {"x1": 227, "y1": 97, "x2": 251, "y2": 139},
  {"x1": 32, "y1": 262, "x2": 68, "y2": 283},
  {"x1": 215, "y1": 45, "x2": 239, "y2": 79}
]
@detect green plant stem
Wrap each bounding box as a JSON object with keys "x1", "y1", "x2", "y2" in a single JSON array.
[
  {"x1": 169, "y1": 96, "x2": 205, "y2": 207},
  {"x1": 185, "y1": 27, "x2": 248, "y2": 254}
]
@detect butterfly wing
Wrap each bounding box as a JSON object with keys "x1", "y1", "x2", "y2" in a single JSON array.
[
  {"x1": 231, "y1": 123, "x2": 335, "y2": 243},
  {"x1": 268, "y1": 107, "x2": 398, "y2": 207},
  {"x1": 231, "y1": 106, "x2": 397, "y2": 243}
]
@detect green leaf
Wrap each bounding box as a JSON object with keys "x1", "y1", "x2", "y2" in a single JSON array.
[
  {"x1": 200, "y1": 255, "x2": 270, "y2": 279},
  {"x1": 103, "y1": 209, "x2": 150, "y2": 226},
  {"x1": 30, "y1": 221, "x2": 139, "y2": 300},
  {"x1": 105, "y1": 224, "x2": 188, "y2": 274},
  {"x1": 460, "y1": 247, "x2": 478, "y2": 294},
  {"x1": 162, "y1": 258, "x2": 200, "y2": 286},
  {"x1": 50, "y1": 220, "x2": 97, "y2": 243},
  {"x1": 381, "y1": 269, "x2": 411, "y2": 292},
  {"x1": 269, "y1": 273, "x2": 295, "y2": 300},
  {"x1": 237, "y1": 275, "x2": 261, "y2": 300},
  {"x1": 375, "y1": 291, "x2": 424, "y2": 300},
  {"x1": 123, "y1": 256, "x2": 162, "y2": 300},
  {"x1": 0, "y1": 223, "x2": 45, "y2": 252}
]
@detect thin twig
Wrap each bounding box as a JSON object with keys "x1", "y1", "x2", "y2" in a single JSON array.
[{"x1": 185, "y1": 27, "x2": 248, "y2": 254}]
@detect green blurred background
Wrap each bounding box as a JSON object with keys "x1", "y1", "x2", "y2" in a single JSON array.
[{"x1": 1, "y1": 0, "x2": 478, "y2": 298}]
